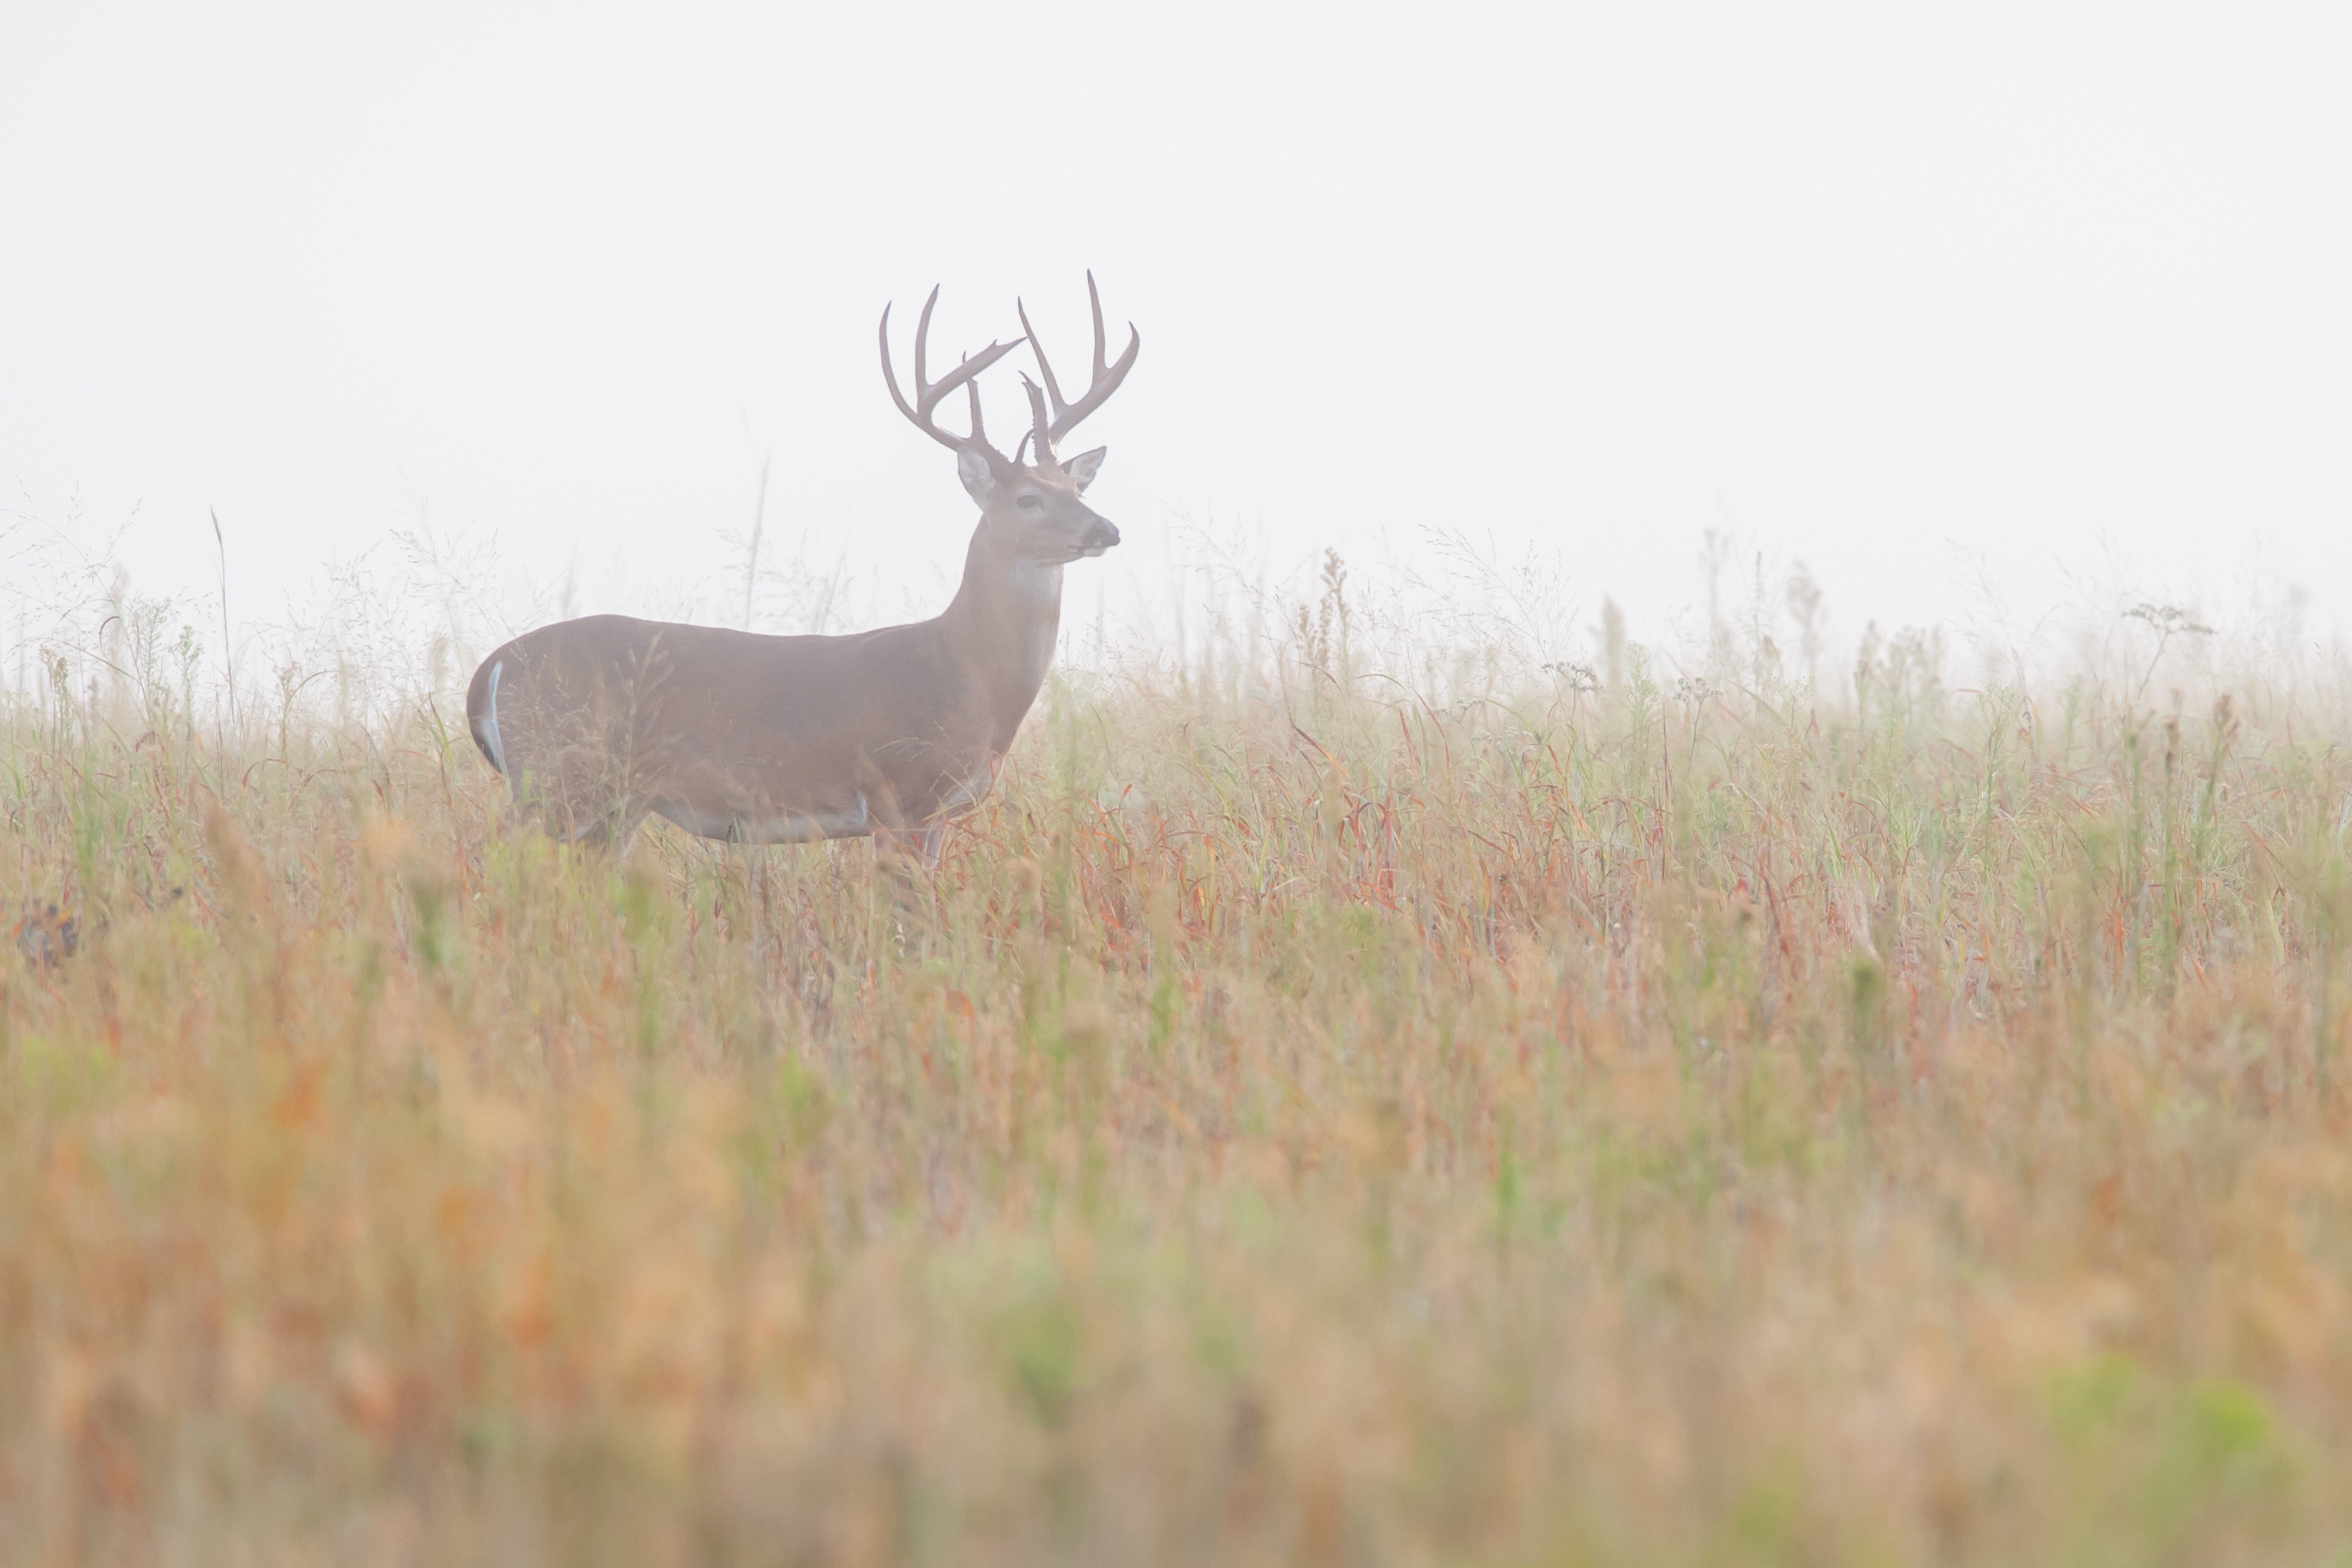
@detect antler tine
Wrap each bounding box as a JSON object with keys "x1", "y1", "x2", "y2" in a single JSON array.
[
  {"x1": 1020, "y1": 272, "x2": 1141, "y2": 445},
  {"x1": 1085, "y1": 270, "x2": 1110, "y2": 384},
  {"x1": 879, "y1": 285, "x2": 1026, "y2": 457},
  {"x1": 879, "y1": 302, "x2": 921, "y2": 428},
  {"x1": 913, "y1": 285, "x2": 939, "y2": 402},
  {"x1": 1016, "y1": 297, "x2": 1068, "y2": 423},
  {"x1": 964, "y1": 357, "x2": 990, "y2": 450},
  {"x1": 1020, "y1": 374, "x2": 1057, "y2": 470}
]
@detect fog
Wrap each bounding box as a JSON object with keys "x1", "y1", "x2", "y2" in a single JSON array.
[{"x1": 5, "y1": 3, "x2": 2348, "y2": 683}]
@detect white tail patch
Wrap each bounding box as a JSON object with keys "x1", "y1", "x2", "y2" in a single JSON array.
[{"x1": 479, "y1": 659, "x2": 508, "y2": 773}]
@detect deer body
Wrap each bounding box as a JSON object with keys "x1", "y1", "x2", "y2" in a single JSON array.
[
  {"x1": 465, "y1": 534, "x2": 1081, "y2": 853},
  {"x1": 465, "y1": 278, "x2": 1135, "y2": 859}
]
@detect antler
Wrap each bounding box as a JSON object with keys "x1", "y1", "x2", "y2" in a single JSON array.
[
  {"x1": 1017, "y1": 376, "x2": 1054, "y2": 470},
  {"x1": 1016, "y1": 272, "x2": 1141, "y2": 453},
  {"x1": 879, "y1": 286, "x2": 1027, "y2": 468}
]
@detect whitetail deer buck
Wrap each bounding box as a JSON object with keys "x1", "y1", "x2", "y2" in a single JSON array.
[{"x1": 465, "y1": 275, "x2": 1138, "y2": 860}]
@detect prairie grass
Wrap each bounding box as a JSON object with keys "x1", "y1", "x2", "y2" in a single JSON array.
[{"x1": 3, "y1": 613, "x2": 2351, "y2": 1565}]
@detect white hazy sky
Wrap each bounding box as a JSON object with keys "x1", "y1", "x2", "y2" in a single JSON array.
[{"x1": 4, "y1": 3, "x2": 2348, "y2": 666}]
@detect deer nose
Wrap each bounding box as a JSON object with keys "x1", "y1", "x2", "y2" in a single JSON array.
[{"x1": 1080, "y1": 515, "x2": 1121, "y2": 553}]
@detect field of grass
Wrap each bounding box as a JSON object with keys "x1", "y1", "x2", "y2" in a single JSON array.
[{"x1": 3, "y1": 605, "x2": 2351, "y2": 1565}]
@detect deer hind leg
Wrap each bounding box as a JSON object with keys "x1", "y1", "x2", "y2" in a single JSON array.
[
  {"x1": 560, "y1": 798, "x2": 650, "y2": 856},
  {"x1": 518, "y1": 728, "x2": 654, "y2": 854},
  {"x1": 490, "y1": 765, "x2": 639, "y2": 855}
]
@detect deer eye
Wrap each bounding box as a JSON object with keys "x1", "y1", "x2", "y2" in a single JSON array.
[{"x1": 1016, "y1": 493, "x2": 1045, "y2": 513}]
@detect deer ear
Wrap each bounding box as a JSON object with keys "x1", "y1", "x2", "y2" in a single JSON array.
[
  {"x1": 1063, "y1": 447, "x2": 1107, "y2": 493},
  {"x1": 955, "y1": 447, "x2": 997, "y2": 503}
]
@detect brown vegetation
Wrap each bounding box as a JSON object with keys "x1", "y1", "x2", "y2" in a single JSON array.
[{"x1": 3, "y1": 624, "x2": 2349, "y2": 1565}]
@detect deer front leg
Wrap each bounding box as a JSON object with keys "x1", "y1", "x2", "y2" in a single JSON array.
[{"x1": 872, "y1": 822, "x2": 947, "y2": 873}]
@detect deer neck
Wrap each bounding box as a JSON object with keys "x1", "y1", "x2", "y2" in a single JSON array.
[{"x1": 940, "y1": 520, "x2": 1064, "y2": 741}]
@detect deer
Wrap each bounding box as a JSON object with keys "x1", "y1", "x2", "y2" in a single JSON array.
[{"x1": 463, "y1": 275, "x2": 1139, "y2": 862}]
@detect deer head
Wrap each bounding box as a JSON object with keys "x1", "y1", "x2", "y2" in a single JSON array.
[{"x1": 879, "y1": 274, "x2": 1138, "y2": 565}]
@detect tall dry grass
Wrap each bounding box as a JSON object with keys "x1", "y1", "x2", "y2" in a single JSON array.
[{"x1": 3, "y1": 589, "x2": 2350, "y2": 1565}]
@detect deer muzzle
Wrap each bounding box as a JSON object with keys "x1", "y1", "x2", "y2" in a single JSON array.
[{"x1": 1077, "y1": 515, "x2": 1121, "y2": 557}]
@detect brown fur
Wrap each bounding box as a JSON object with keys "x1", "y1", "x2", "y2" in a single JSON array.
[{"x1": 466, "y1": 437, "x2": 1117, "y2": 859}]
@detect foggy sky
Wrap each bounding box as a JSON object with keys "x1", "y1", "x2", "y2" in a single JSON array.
[{"x1": 5, "y1": 3, "x2": 2348, "y2": 670}]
